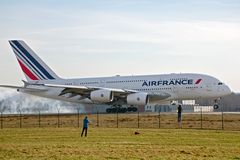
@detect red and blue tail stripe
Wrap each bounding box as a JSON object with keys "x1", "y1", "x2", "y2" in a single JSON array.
[
  {"x1": 17, "y1": 59, "x2": 39, "y2": 80},
  {"x1": 11, "y1": 40, "x2": 55, "y2": 79},
  {"x1": 9, "y1": 40, "x2": 59, "y2": 81},
  {"x1": 10, "y1": 42, "x2": 45, "y2": 80}
]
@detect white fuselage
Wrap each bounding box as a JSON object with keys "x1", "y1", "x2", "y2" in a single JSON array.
[{"x1": 21, "y1": 73, "x2": 231, "y2": 105}]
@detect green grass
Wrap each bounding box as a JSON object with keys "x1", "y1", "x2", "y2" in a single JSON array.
[{"x1": 0, "y1": 128, "x2": 240, "y2": 160}]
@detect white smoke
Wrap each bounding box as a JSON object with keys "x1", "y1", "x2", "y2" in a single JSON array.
[{"x1": 0, "y1": 88, "x2": 85, "y2": 114}]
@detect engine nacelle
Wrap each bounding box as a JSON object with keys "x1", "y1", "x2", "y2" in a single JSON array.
[
  {"x1": 127, "y1": 92, "x2": 149, "y2": 106},
  {"x1": 90, "y1": 89, "x2": 113, "y2": 103}
]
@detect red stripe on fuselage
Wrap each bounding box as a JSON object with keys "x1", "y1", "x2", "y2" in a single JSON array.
[
  {"x1": 195, "y1": 79, "x2": 202, "y2": 84},
  {"x1": 17, "y1": 59, "x2": 38, "y2": 80}
]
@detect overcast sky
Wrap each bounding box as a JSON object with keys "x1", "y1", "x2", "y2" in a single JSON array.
[{"x1": 0, "y1": 0, "x2": 240, "y2": 92}]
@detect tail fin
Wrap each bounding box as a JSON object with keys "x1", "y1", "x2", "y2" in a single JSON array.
[{"x1": 9, "y1": 40, "x2": 60, "y2": 82}]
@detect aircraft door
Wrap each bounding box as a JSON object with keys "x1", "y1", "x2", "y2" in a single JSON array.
[
  {"x1": 173, "y1": 85, "x2": 179, "y2": 94},
  {"x1": 99, "y1": 79, "x2": 105, "y2": 87}
]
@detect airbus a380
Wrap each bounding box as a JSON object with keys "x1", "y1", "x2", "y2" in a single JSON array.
[{"x1": 0, "y1": 40, "x2": 231, "y2": 112}]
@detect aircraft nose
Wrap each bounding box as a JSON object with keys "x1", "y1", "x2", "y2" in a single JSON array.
[{"x1": 225, "y1": 85, "x2": 232, "y2": 95}]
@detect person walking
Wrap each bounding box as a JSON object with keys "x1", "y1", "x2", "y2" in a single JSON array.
[
  {"x1": 177, "y1": 105, "x2": 182, "y2": 128},
  {"x1": 81, "y1": 116, "x2": 89, "y2": 137}
]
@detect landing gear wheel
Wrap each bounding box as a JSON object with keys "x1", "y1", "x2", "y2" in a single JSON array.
[
  {"x1": 111, "y1": 107, "x2": 117, "y2": 113},
  {"x1": 127, "y1": 107, "x2": 133, "y2": 112},
  {"x1": 127, "y1": 106, "x2": 138, "y2": 112},
  {"x1": 119, "y1": 107, "x2": 127, "y2": 113},
  {"x1": 106, "y1": 105, "x2": 137, "y2": 113},
  {"x1": 132, "y1": 107, "x2": 138, "y2": 112},
  {"x1": 213, "y1": 104, "x2": 219, "y2": 109},
  {"x1": 106, "y1": 108, "x2": 112, "y2": 113}
]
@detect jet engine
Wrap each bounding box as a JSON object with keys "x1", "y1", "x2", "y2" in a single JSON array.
[
  {"x1": 90, "y1": 89, "x2": 113, "y2": 103},
  {"x1": 127, "y1": 92, "x2": 149, "y2": 105}
]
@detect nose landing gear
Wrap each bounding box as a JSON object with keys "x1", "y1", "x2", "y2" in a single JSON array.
[
  {"x1": 213, "y1": 98, "x2": 221, "y2": 109},
  {"x1": 213, "y1": 104, "x2": 219, "y2": 109}
]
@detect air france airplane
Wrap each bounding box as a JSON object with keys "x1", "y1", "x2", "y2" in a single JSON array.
[{"x1": 0, "y1": 40, "x2": 231, "y2": 112}]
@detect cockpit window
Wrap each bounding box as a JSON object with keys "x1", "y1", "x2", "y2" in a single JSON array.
[{"x1": 218, "y1": 82, "x2": 223, "y2": 85}]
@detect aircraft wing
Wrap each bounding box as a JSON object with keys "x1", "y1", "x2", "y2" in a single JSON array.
[
  {"x1": 43, "y1": 83, "x2": 171, "y2": 104},
  {"x1": 44, "y1": 83, "x2": 134, "y2": 98},
  {"x1": 0, "y1": 83, "x2": 171, "y2": 104},
  {"x1": 0, "y1": 85, "x2": 48, "y2": 92}
]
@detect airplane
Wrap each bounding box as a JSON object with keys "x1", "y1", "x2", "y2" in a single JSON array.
[{"x1": 0, "y1": 40, "x2": 232, "y2": 112}]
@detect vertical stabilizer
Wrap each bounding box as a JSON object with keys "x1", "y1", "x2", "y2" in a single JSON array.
[{"x1": 9, "y1": 40, "x2": 60, "y2": 82}]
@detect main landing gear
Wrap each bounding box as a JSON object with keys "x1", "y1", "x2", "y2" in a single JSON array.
[{"x1": 106, "y1": 105, "x2": 138, "y2": 113}]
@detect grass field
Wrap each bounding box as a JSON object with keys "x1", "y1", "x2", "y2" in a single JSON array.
[{"x1": 0, "y1": 128, "x2": 240, "y2": 160}]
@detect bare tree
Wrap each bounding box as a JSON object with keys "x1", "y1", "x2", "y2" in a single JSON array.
[{"x1": 0, "y1": 100, "x2": 8, "y2": 114}]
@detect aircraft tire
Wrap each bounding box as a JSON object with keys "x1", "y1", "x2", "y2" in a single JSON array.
[
  {"x1": 132, "y1": 107, "x2": 138, "y2": 112},
  {"x1": 106, "y1": 108, "x2": 112, "y2": 113},
  {"x1": 121, "y1": 108, "x2": 127, "y2": 113},
  {"x1": 213, "y1": 104, "x2": 219, "y2": 109},
  {"x1": 127, "y1": 107, "x2": 133, "y2": 112}
]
